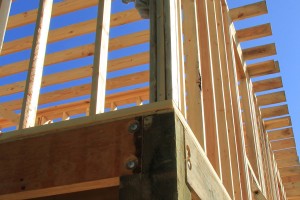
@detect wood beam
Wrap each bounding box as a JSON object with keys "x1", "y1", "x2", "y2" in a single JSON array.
[
  {"x1": 0, "y1": 52, "x2": 149, "y2": 97},
  {"x1": 0, "y1": 105, "x2": 19, "y2": 125},
  {"x1": 271, "y1": 138, "x2": 296, "y2": 151},
  {"x1": 274, "y1": 148, "x2": 298, "y2": 161},
  {"x1": 256, "y1": 91, "x2": 286, "y2": 107},
  {"x1": 279, "y1": 166, "x2": 300, "y2": 178},
  {"x1": 19, "y1": 0, "x2": 53, "y2": 129},
  {"x1": 247, "y1": 60, "x2": 280, "y2": 78},
  {"x1": 243, "y1": 43, "x2": 276, "y2": 61},
  {"x1": 282, "y1": 175, "x2": 300, "y2": 184},
  {"x1": 0, "y1": 30, "x2": 150, "y2": 78},
  {"x1": 89, "y1": 0, "x2": 111, "y2": 115},
  {"x1": 260, "y1": 105, "x2": 289, "y2": 119},
  {"x1": 0, "y1": 0, "x2": 12, "y2": 53},
  {"x1": 264, "y1": 116, "x2": 292, "y2": 131},
  {"x1": 2, "y1": 9, "x2": 141, "y2": 55},
  {"x1": 7, "y1": 0, "x2": 98, "y2": 30},
  {"x1": 252, "y1": 77, "x2": 283, "y2": 93},
  {"x1": 236, "y1": 23, "x2": 272, "y2": 42},
  {"x1": 268, "y1": 127, "x2": 294, "y2": 141},
  {"x1": 277, "y1": 158, "x2": 299, "y2": 169},
  {"x1": 230, "y1": 1, "x2": 268, "y2": 22}
]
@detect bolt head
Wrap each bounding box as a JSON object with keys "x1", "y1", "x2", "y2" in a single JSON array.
[
  {"x1": 126, "y1": 160, "x2": 137, "y2": 170},
  {"x1": 128, "y1": 121, "x2": 140, "y2": 133}
]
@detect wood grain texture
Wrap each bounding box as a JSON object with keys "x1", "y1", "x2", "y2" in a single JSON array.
[
  {"x1": 243, "y1": 43, "x2": 276, "y2": 61},
  {"x1": 230, "y1": 1, "x2": 268, "y2": 21},
  {"x1": 260, "y1": 105, "x2": 289, "y2": 119},
  {"x1": 247, "y1": 60, "x2": 280, "y2": 78},
  {"x1": 236, "y1": 23, "x2": 272, "y2": 42}
]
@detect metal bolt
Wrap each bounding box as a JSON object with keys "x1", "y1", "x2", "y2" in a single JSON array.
[
  {"x1": 187, "y1": 160, "x2": 192, "y2": 170},
  {"x1": 128, "y1": 121, "x2": 140, "y2": 133},
  {"x1": 126, "y1": 160, "x2": 137, "y2": 170}
]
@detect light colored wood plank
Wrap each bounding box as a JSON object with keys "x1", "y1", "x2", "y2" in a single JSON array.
[
  {"x1": 7, "y1": 0, "x2": 98, "y2": 30},
  {"x1": 264, "y1": 116, "x2": 292, "y2": 131},
  {"x1": 252, "y1": 77, "x2": 283, "y2": 93},
  {"x1": 0, "y1": 30, "x2": 150, "y2": 78},
  {"x1": 0, "y1": 0, "x2": 12, "y2": 53},
  {"x1": 182, "y1": 0, "x2": 206, "y2": 150},
  {"x1": 260, "y1": 105, "x2": 289, "y2": 119},
  {"x1": 19, "y1": 0, "x2": 53, "y2": 129},
  {"x1": 243, "y1": 43, "x2": 276, "y2": 61},
  {"x1": 279, "y1": 166, "x2": 300, "y2": 177},
  {"x1": 2, "y1": 71, "x2": 149, "y2": 111},
  {"x1": 274, "y1": 148, "x2": 298, "y2": 161},
  {"x1": 0, "y1": 87, "x2": 150, "y2": 129},
  {"x1": 247, "y1": 60, "x2": 280, "y2": 78},
  {"x1": 256, "y1": 91, "x2": 286, "y2": 107},
  {"x1": 230, "y1": 1, "x2": 268, "y2": 22},
  {"x1": 0, "y1": 177, "x2": 119, "y2": 200},
  {"x1": 0, "y1": 105, "x2": 19, "y2": 125},
  {"x1": 89, "y1": 0, "x2": 111, "y2": 115},
  {"x1": 185, "y1": 121, "x2": 231, "y2": 200},
  {"x1": 271, "y1": 138, "x2": 296, "y2": 151},
  {"x1": 268, "y1": 128, "x2": 294, "y2": 141},
  {"x1": 0, "y1": 52, "x2": 149, "y2": 96},
  {"x1": 282, "y1": 175, "x2": 300, "y2": 184},
  {"x1": 277, "y1": 158, "x2": 299, "y2": 169},
  {"x1": 2, "y1": 9, "x2": 141, "y2": 55},
  {"x1": 236, "y1": 23, "x2": 272, "y2": 42}
]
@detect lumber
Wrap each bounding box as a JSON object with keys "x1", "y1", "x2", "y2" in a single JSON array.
[
  {"x1": 274, "y1": 148, "x2": 298, "y2": 161},
  {"x1": 2, "y1": 71, "x2": 149, "y2": 111},
  {"x1": 0, "y1": 52, "x2": 149, "y2": 97},
  {"x1": 252, "y1": 77, "x2": 282, "y2": 93},
  {"x1": 236, "y1": 23, "x2": 272, "y2": 42},
  {"x1": 243, "y1": 43, "x2": 276, "y2": 61},
  {"x1": 279, "y1": 166, "x2": 300, "y2": 177},
  {"x1": 2, "y1": 9, "x2": 141, "y2": 55},
  {"x1": 264, "y1": 116, "x2": 292, "y2": 131},
  {"x1": 0, "y1": 105, "x2": 19, "y2": 125},
  {"x1": 0, "y1": 87, "x2": 150, "y2": 129},
  {"x1": 260, "y1": 104, "x2": 289, "y2": 119},
  {"x1": 0, "y1": 30, "x2": 150, "y2": 78},
  {"x1": 0, "y1": 178, "x2": 119, "y2": 200},
  {"x1": 0, "y1": 0, "x2": 11, "y2": 53},
  {"x1": 230, "y1": 1, "x2": 268, "y2": 22},
  {"x1": 256, "y1": 91, "x2": 286, "y2": 107},
  {"x1": 247, "y1": 60, "x2": 280, "y2": 78},
  {"x1": 277, "y1": 158, "x2": 299, "y2": 169},
  {"x1": 19, "y1": 0, "x2": 53, "y2": 129},
  {"x1": 6, "y1": 0, "x2": 99, "y2": 30},
  {"x1": 271, "y1": 138, "x2": 296, "y2": 151},
  {"x1": 268, "y1": 127, "x2": 294, "y2": 141},
  {"x1": 89, "y1": 0, "x2": 111, "y2": 115},
  {"x1": 282, "y1": 175, "x2": 300, "y2": 184}
]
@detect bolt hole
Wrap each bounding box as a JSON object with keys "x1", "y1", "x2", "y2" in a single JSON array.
[{"x1": 21, "y1": 186, "x2": 26, "y2": 190}]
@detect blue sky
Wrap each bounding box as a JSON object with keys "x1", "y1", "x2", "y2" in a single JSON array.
[{"x1": 1, "y1": 0, "x2": 299, "y2": 157}]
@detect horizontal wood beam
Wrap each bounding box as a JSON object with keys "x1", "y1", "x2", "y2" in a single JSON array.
[
  {"x1": 0, "y1": 177, "x2": 119, "y2": 200},
  {"x1": 247, "y1": 60, "x2": 280, "y2": 78},
  {"x1": 271, "y1": 138, "x2": 296, "y2": 151},
  {"x1": 243, "y1": 43, "x2": 276, "y2": 61},
  {"x1": 279, "y1": 166, "x2": 300, "y2": 177},
  {"x1": 256, "y1": 91, "x2": 286, "y2": 107},
  {"x1": 264, "y1": 116, "x2": 292, "y2": 131},
  {"x1": 274, "y1": 148, "x2": 298, "y2": 161},
  {"x1": 268, "y1": 127, "x2": 294, "y2": 141},
  {"x1": 252, "y1": 77, "x2": 282, "y2": 93},
  {"x1": 2, "y1": 9, "x2": 141, "y2": 55},
  {"x1": 229, "y1": 1, "x2": 268, "y2": 22},
  {"x1": 260, "y1": 105, "x2": 289, "y2": 119},
  {"x1": 282, "y1": 175, "x2": 300, "y2": 184},
  {"x1": 0, "y1": 87, "x2": 149, "y2": 129},
  {"x1": 7, "y1": 0, "x2": 99, "y2": 30},
  {"x1": 1, "y1": 71, "x2": 149, "y2": 111},
  {"x1": 0, "y1": 30, "x2": 150, "y2": 78},
  {"x1": 236, "y1": 23, "x2": 272, "y2": 42},
  {"x1": 0, "y1": 105, "x2": 19, "y2": 125},
  {"x1": 277, "y1": 158, "x2": 299, "y2": 169}
]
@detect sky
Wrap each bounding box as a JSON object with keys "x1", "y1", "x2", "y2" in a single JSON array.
[
  {"x1": 228, "y1": 0, "x2": 300, "y2": 156},
  {"x1": 0, "y1": 0, "x2": 299, "y2": 157}
]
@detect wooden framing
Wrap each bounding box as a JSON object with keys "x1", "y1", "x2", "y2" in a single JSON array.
[{"x1": 0, "y1": 0, "x2": 299, "y2": 199}]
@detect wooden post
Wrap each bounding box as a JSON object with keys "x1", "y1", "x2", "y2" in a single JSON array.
[
  {"x1": 89, "y1": 0, "x2": 111, "y2": 115},
  {"x1": 0, "y1": 0, "x2": 12, "y2": 54},
  {"x1": 19, "y1": 0, "x2": 53, "y2": 129}
]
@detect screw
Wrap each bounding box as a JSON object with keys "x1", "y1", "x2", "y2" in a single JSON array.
[
  {"x1": 126, "y1": 160, "x2": 137, "y2": 170},
  {"x1": 187, "y1": 160, "x2": 192, "y2": 170},
  {"x1": 128, "y1": 121, "x2": 140, "y2": 133}
]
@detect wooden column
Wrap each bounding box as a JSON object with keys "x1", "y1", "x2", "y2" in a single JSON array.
[
  {"x1": 89, "y1": 0, "x2": 111, "y2": 115},
  {"x1": 0, "y1": 0, "x2": 12, "y2": 54},
  {"x1": 19, "y1": 0, "x2": 53, "y2": 129},
  {"x1": 181, "y1": 0, "x2": 206, "y2": 151}
]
